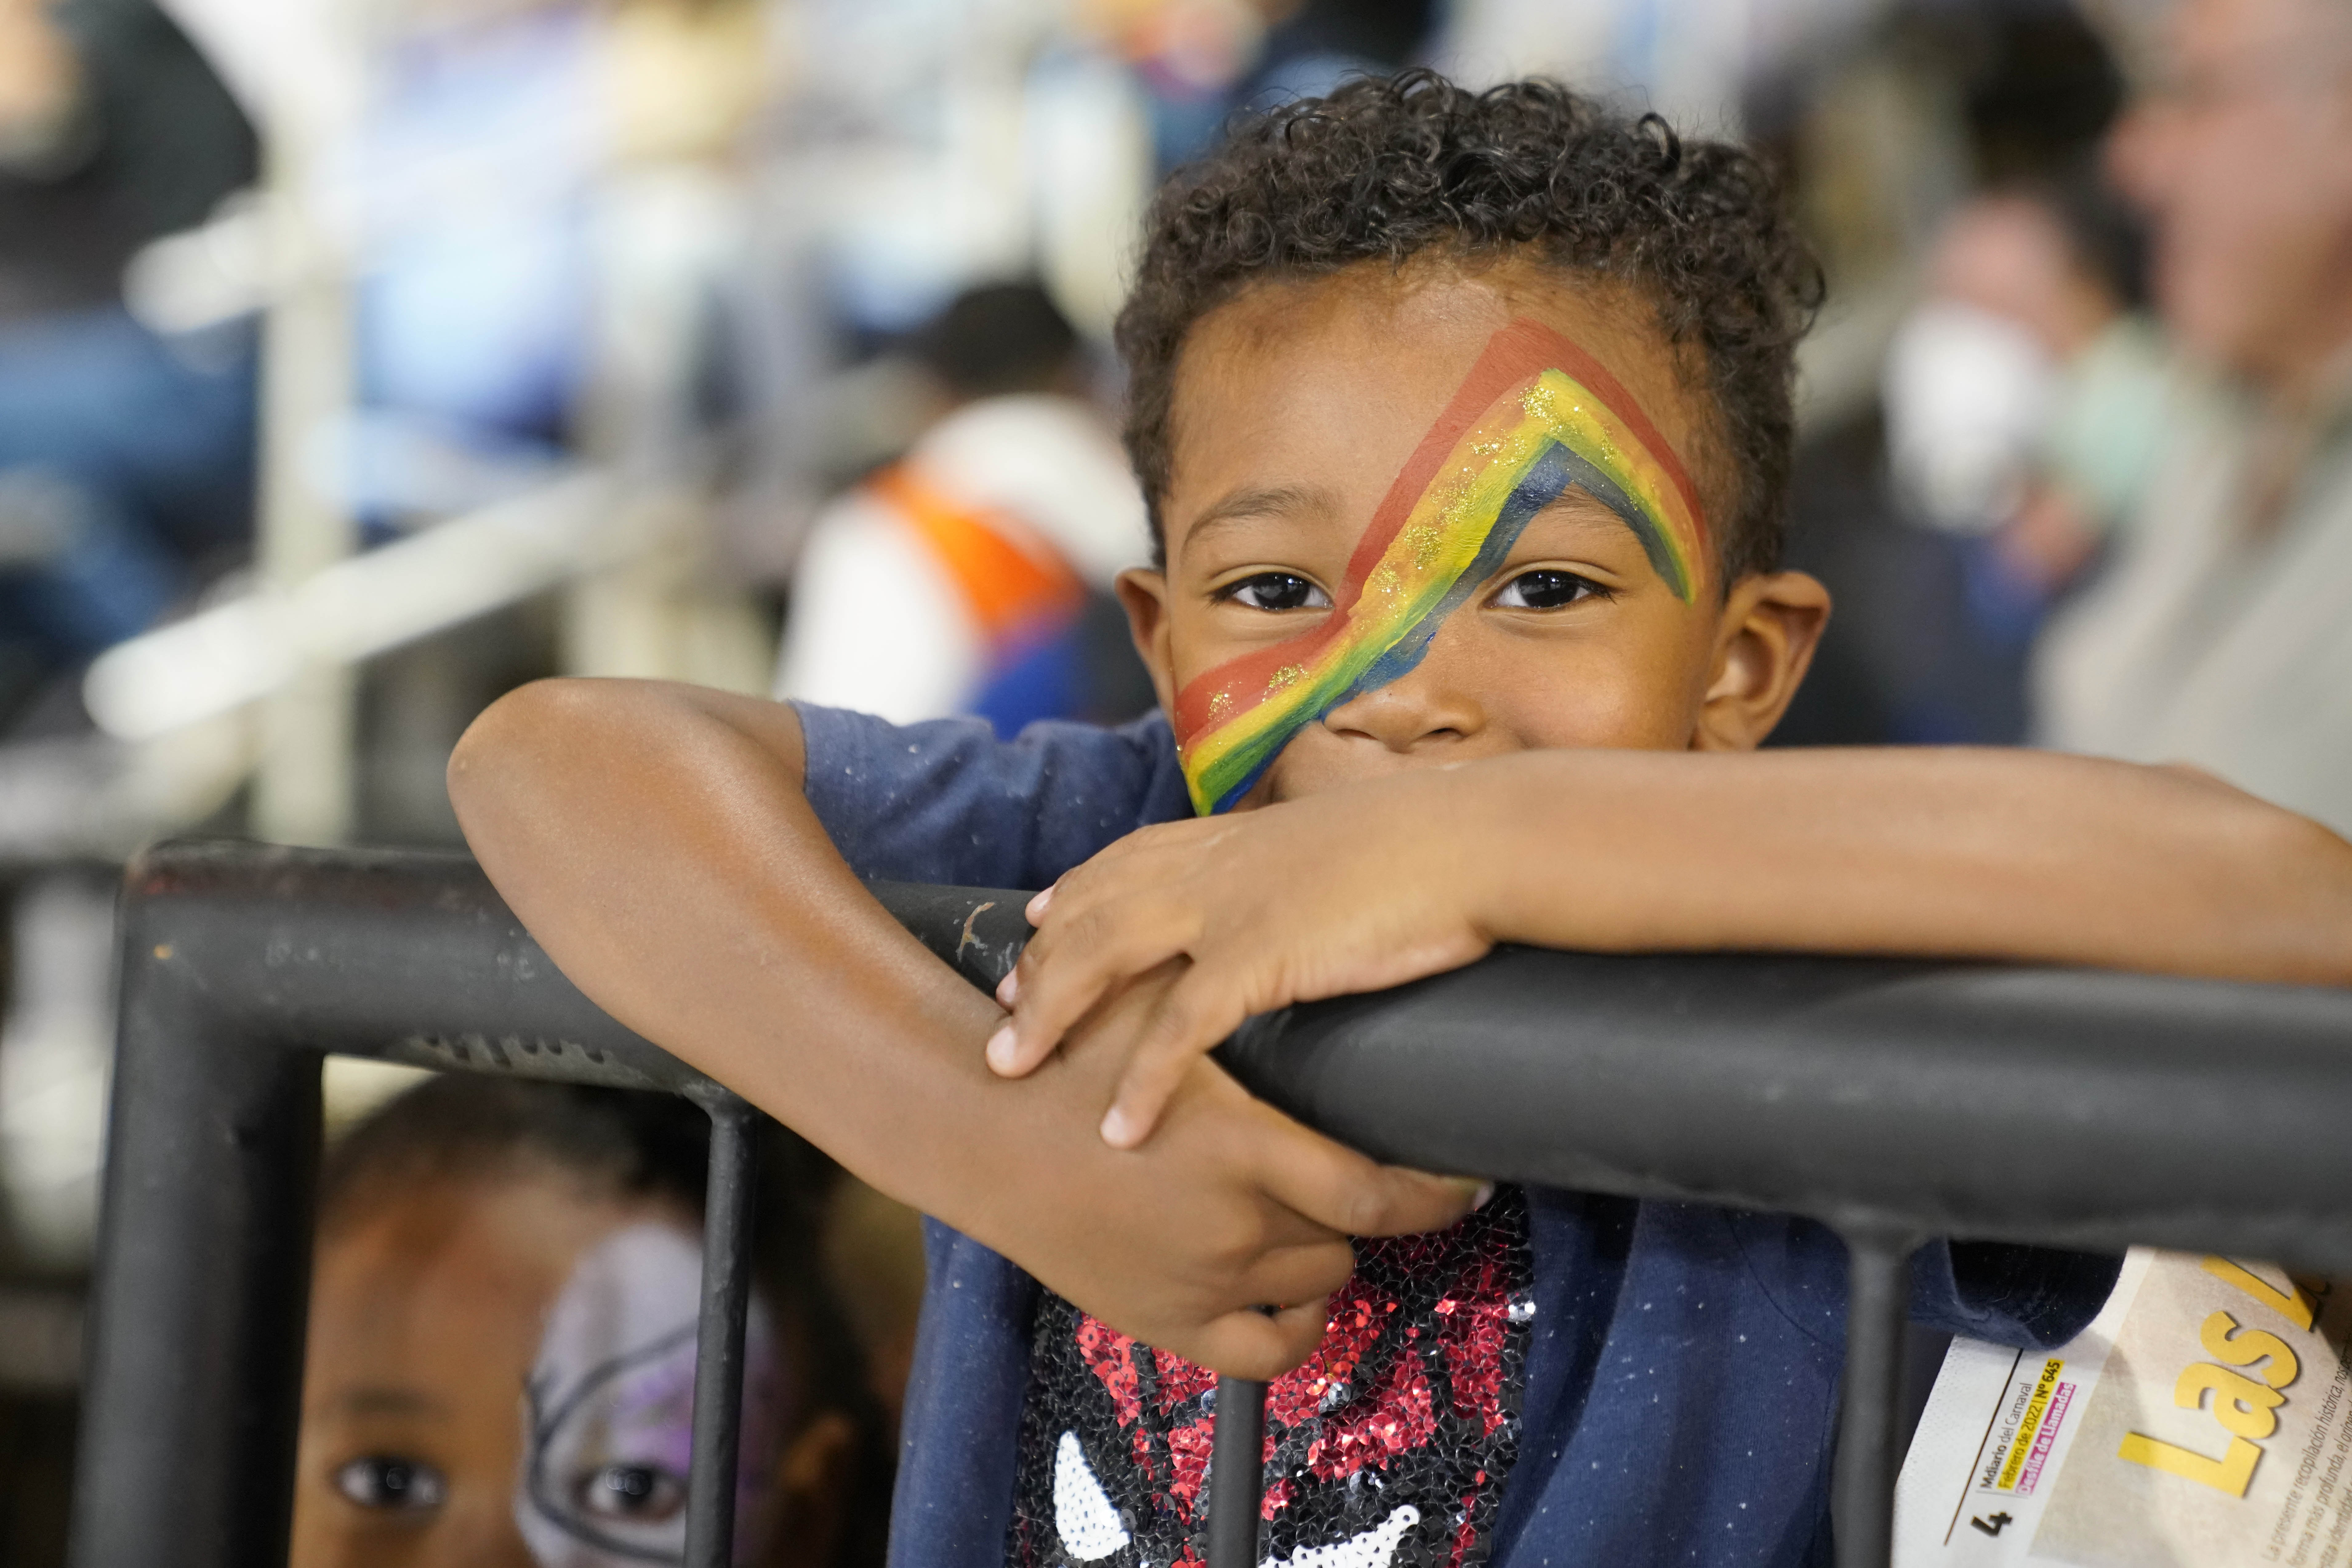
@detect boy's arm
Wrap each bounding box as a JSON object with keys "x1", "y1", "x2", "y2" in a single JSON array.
[
  {"x1": 447, "y1": 678, "x2": 1477, "y2": 1377},
  {"x1": 996, "y1": 747, "x2": 2352, "y2": 1146}
]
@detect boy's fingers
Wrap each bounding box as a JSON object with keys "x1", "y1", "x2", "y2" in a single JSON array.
[
  {"x1": 984, "y1": 1017, "x2": 1027, "y2": 1075},
  {"x1": 1186, "y1": 1299, "x2": 1334, "y2": 1381},
  {"x1": 1006, "y1": 909, "x2": 1198, "y2": 1073},
  {"x1": 1102, "y1": 976, "x2": 1254, "y2": 1147},
  {"x1": 1240, "y1": 1238, "x2": 1359, "y2": 1312},
  {"x1": 1023, "y1": 830, "x2": 1173, "y2": 926},
  {"x1": 1259, "y1": 1129, "x2": 1484, "y2": 1241},
  {"x1": 1347, "y1": 1167, "x2": 1488, "y2": 1238}
]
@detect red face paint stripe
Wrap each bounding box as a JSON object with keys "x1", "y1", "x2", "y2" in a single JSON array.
[
  {"x1": 1517, "y1": 324, "x2": 1709, "y2": 538},
  {"x1": 1170, "y1": 321, "x2": 1587, "y2": 740},
  {"x1": 1168, "y1": 317, "x2": 1713, "y2": 793}
]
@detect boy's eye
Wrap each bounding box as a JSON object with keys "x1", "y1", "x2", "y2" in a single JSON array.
[
  {"x1": 1493, "y1": 569, "x2": 1607, "y2": 610},
  {"x1": 1220, "y1": 572, "x2": 1331, "y2": 612},
  {"x1": 574, "y1": 1462, "x2": 687, "y2": 1523},
  {"x1": 334, "y1": 1454, "x2": 448, "y2": 1513}
]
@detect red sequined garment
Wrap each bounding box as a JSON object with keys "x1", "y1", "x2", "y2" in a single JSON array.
[{"x1": 1007, "y1": 1188, "x2": 1531, "y2": 1568}]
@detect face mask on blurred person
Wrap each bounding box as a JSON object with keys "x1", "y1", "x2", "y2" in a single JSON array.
[{"x1": 1882, "y1": 300, "x2": 2059, "y2": 534}]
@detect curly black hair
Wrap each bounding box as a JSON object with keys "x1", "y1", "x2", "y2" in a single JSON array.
[{"x1": 1114, "y1": 71, "x2": 1823, "y2": 583}]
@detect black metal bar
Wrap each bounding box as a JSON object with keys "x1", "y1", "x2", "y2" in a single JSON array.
[
  {"x1": 71, "y1": 911, "x2": 324, "y2": 1568},
  {"x1": 1217, "y1": 946, "x2": 2352, "y2": 1275},
  {"x1": 69, "y1": 844, "x2": 1024, "y2": 1568},
  {"x1": 66, "y1": 843, "x2": 2352, "y2": 1568},
  {"x1": 683, "y1": 1088, "x2": 760, "y2": 1568},
  {"x1": 1208, "y1": 1374, "x2": 1267, "y2": 1568},
  {"x1": 1832, "y1": 1232, "x2": 1919, "y2": 1568}
]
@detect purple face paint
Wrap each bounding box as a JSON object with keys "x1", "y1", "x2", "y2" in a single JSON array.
[{"x1": 515, "y1": 1222, "x2": 785, "y2": 1567}]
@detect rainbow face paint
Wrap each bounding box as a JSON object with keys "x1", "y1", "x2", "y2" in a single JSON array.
[{"x1": 1173, "y1": 317, "x2": 1710, "y2": 816}]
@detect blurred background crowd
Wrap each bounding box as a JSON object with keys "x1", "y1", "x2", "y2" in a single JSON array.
[{"x1": 4, "y1": 0, "x2": 2352, "y2": 1559}]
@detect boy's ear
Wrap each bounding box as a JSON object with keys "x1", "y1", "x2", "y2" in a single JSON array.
[
  {"x1": 1692, "y1": 570, "x2": 1831, "y2": 751},
  {"x1": 1115, "y1": 567, "x2": 1181, "y2": 715}
]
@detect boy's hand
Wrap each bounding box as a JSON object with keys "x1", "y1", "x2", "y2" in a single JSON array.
[
  {"x1": 985, "y1": 768, "x2": 1498, "y2": 1148},
  {"x1": 985, "y1": 958, "x2": 1483, "y2": 1378}
]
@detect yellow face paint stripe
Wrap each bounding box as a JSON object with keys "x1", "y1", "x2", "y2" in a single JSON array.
[{"x1": 1173, "y1": 318, "x2": 1710, "y2": 816}]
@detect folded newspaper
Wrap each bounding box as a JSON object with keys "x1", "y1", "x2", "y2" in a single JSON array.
[{"x1": 1898, "y1": 1249, "x2": 2352, "y2": 1567}]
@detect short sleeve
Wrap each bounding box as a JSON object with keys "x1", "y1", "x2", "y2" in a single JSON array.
[
  {"x1": 1909, "y1": 1241, "x2": 2122, "y2": 1349},
  {"x1": 793, "y1": 703, "x2": 1191, "y2": 891}
]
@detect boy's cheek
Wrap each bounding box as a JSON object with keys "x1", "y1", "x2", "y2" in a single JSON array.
[
  {"x1": 1473, "y1": 640, "x2": 1719, "y2": 755},
  {"x1": 1246, "y1": 657, "x2": 1711, "y2": 805},
  {"x1": 1495, "y1": 697, "x2": 1697, "y2": 756},
  {"x1": 1252, "y1": 723, "x2": 1523, "y2": 803}
]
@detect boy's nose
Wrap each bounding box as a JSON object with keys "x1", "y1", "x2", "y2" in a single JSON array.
[{"x1": 1318, "y1": 645, "x2": 1488, "y2": 755}]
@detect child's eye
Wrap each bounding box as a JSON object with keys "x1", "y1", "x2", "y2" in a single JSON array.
[
  {"x1": 1220, "y1": 572, "x2": 1331, "y2": 612},
  {"x1": 1493, "y1": 569, "x2": 1608, "y2": 610},
  {"x1": 333, "y1": 1454, "x2": 448, "y2": 1513},
  {"x1": 574, "y1": 1462, "x2": 688, "y2": 1522}
]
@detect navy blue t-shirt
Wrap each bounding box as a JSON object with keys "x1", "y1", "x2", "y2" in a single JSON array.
[{"x1": 794, "y1": 704, "x2": 2119, "y2": 1568}]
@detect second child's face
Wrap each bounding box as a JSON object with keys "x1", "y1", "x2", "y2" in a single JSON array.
[
  {"x1": 292, "y1": 1177, "x2": 661, "y2": 1568},
  {"x1": 1121, "y1": 257, "x2": 1826, "y2": 809},
  {"x1": 289, "y1": 1174, "x2": 837, "y2": 1568}
]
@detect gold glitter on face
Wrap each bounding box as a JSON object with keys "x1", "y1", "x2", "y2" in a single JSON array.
[
  {"x1": 1172, "y1": 314, "x2": 1715, "y2": 816},
  {"x1": 1400, "y1": 519, "x2": 1444, "y2": 570}
]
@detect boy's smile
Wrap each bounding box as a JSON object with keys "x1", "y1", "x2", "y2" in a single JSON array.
[{"x1": 1118, "y1": 257, "x2": 1829, "y2": 808}]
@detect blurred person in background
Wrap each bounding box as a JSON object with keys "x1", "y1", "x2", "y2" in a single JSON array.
[
  {"x1": 292, "y1": 1076, "x2": 899, "y2": 1568},
  {"x1": 1098, "y1": 0, "x2": 1437, "y2": 174},
  {"x1": 2033, "y1": 0, "x2": 2352, "y2": 836},
  {"x1": 1882, "y1": 173, "x2": 2168, "y2": 638},
  {"x1": 0, "y1": 0, "x2": 256, "y2": 727},
  {"x1": 1762, "y1": 0, "x2": 2145, "y2": 749},
  {"x1": 773, "y1": 282, "x2": 1154, "y2": 735},
  {"x1": 1242, "y1": 0, "x2": 1432, "y2": 100}
]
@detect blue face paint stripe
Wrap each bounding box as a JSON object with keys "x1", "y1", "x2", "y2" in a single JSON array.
[
  {"x1": 1345, "y1": 444, "x2": 1581, "y2": 692},
  {"x1": 1193, "y1": 444, "x2": 1587, "y2": 813},
  {"x1": 1547, "y1": 447, "x2": 1684, "y2": 597}
]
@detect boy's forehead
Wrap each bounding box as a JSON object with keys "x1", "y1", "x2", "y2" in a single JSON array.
[
  {"x1": 1166, "y1": 259, "x2": 1709, "y2": 537},
  {"x1": 320, "y1": 1175, "x2": 678, "y2": 1312}
]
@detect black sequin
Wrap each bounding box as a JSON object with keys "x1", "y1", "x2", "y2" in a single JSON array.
[{"x1": 1008, "y1": 1187, "x2": 1532, "y2": 1568}]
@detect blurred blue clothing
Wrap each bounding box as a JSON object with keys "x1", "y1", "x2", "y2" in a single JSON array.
[
  {"x1": 1141, "y1": 0, "x2": 1433, "y2": 172},
  {"x1": 0, "y1": 306, "x2": 254, "y2": 660},
  {"x1": 360, "y1": 7, "x2": 597, "y2": 447},
  {"x1": 356, "y1": 7, "x2": 598, "y2": 444},
  {"x1": 966, "y1": 618, "x2": 1089, "y2": 740},
  {"x1": 792, "y1": 702, "x2": 2121, "y2": 1568}
]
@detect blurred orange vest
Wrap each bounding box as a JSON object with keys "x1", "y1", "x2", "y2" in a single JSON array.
[{"x1": 865, "y1": 463, "x2": 1085, "y2": 656}]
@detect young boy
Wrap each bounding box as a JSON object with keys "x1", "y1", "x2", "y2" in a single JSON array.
[{"x1": 449, "y1": 74, "x2": 2352, "y2": 1568}]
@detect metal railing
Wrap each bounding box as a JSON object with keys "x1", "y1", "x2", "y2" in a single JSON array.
[{"x1": 68, "y1": 840, "x2": 2352, "y2": 1568}]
